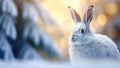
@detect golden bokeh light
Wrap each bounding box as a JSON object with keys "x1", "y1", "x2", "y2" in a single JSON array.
[
  {"x1": 97, "y1": 14, "x2": 107, "y2": 26},
  {"x1": 105, "y1": 3, "x2": 119, "y2": 15}
]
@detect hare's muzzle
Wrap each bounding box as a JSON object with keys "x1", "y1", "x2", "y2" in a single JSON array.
[{"x1": 72, "y1": 35, "x2": 79, "y2": 42}]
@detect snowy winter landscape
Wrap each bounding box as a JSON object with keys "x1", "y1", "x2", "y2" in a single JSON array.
[{"x1": 0, "y1": 0, "x2": 120, "y2": 68}]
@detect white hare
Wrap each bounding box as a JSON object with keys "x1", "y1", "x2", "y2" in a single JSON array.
[{"x1": 68, "y1": 5, "x2": 120, "y2": 62}]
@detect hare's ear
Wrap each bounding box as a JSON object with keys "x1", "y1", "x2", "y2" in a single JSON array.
[
  {"x1": 68, "y1": 6, "x2": 81, "y2": 23},
  {"x1": 83, "y1": 5, "x2": 94, "y2": 24}
]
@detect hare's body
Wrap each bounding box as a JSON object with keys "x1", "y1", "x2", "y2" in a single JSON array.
[
  {"x1": 69, "y1": 34, "x2": 120, "y2": 62},
  {"x1": 68, "y1": 5, "x2": 120, "y2": 62}
]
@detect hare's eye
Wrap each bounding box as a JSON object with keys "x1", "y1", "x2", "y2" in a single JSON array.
[{"x1": 79, "y1": 29, "x2": 84, "y2": 33}]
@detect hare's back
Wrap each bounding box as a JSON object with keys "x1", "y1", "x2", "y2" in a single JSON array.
[
  {"x1": 95, "y1": 34, "x2": 117, "y2": 47},
  {"x1": 95, "y1": 34, "x2": 120, "y2": 59}
]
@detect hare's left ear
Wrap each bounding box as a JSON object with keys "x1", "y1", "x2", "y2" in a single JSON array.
[
  {"x1": 68, "y1": 6, "x2": 81, "y2": 23},
  {"x1": 83, "y1": 5, "x2": 94, "y2": 24}
]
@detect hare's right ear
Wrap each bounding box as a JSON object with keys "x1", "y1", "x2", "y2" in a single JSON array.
[
  {"x1": 68, "y1": 6, "x2": 81, "y2": 23},
  {"x1": 83, "y1": 5, "x2": 94, "y2": 24}
]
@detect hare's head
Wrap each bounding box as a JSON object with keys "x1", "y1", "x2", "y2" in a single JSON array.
[{"x1": 68, "y1": 5, "x2": 94, "y2": 45}]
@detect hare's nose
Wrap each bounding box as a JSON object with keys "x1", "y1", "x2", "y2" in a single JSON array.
[{"x1": 72, "y1": 35, "x2": 77, "y2": 42}]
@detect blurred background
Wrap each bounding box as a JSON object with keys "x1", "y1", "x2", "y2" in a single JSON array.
[
  {"x1": 0, "y1": 0, "x2": 120, "y2": 64},
  {"x1": 39, "y1": 0, "x2": 120, "y2": 60}
]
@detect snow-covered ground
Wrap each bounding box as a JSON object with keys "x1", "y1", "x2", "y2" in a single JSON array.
[{"x1": 0, "y1": 60, "x2": 120, "y2": 68}]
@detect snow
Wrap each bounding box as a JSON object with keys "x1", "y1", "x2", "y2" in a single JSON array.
[
  {"x1": 0, "y1": 14, "x2": 17, "y2": 40},
  {"x1": 0, "y1": 32, "x2": 14, "y2": 60},
  {"x1": 0, "y1": 0, "x2": 18, "y2": 17},
  {"x1": 0, "y1": 60, "x2": 120, "y2": 68},
  {"x1": 22, "y1": 1, "x2": 39, "y2": 23}
]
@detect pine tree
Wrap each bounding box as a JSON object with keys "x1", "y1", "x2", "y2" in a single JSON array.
[
  {"x1": 0, "y1": 0, "x2": 17, "y2": 60},
  {"x1": 0, "y1": 0, "x2": 62, "y2": 61}
]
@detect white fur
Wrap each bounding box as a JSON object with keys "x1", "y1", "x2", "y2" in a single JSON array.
[
  {"x1": 69, "y1": 28, "x2": 120, "y2": 62},
  {"x1": 68, "y1": 6, "x2": 120, "y2": 62}
]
